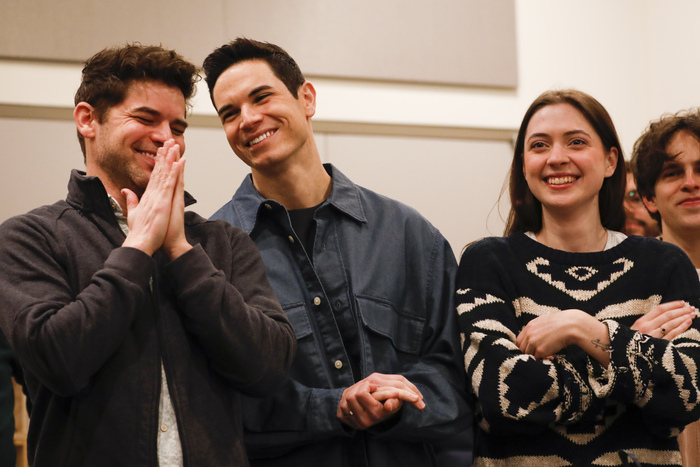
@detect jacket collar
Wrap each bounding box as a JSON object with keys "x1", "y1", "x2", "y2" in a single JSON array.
[
  {"x1": 232, "y1": 163, "x2": 367, "y2": 234},
  {"x1": 65, "y1": 169, "x2": 197, "y2": 218}
]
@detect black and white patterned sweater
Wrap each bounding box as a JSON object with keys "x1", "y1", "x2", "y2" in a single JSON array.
[{"x1": 456, "y1": 233, "x2": 700, "y2": 467}]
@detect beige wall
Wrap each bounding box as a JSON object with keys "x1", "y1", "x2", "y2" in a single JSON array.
[{"x1": 0, "y1": 0, "x2": 517, "y2": 88}]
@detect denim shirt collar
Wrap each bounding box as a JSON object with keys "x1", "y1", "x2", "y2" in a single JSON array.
[{"x1": 231, "y1": 163, "x2": 367, "y2": 234}]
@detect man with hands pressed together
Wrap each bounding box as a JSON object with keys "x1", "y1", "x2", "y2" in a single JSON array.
[
  {"x1": 0, "y1": 44, "x2": 295, "y2": 467},
  {"x1": 202, "y1": 38, "x2": 471, "y2": 467}
]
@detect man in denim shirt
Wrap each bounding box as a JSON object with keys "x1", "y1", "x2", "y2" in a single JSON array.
[{"x1": 203, "y1": 38, "x2": 472, "y2": 466}]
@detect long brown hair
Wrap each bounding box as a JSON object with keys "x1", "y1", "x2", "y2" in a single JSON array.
[{"x1": 504, "y1": 89, "x2": 626, "y2": 236}]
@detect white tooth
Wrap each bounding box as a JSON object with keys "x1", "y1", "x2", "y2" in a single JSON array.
[
  {"x1": 137, "y1": 150, "x2": 155, "y2": 159},
  {"x1": 549, "y1": 176, "x2": 575, "y2": 185},
  {"x1": 250, "y1": 131, "x2": 273, "y2": 146}
]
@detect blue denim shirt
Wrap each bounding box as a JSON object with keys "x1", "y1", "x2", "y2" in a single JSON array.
[{"x1": 211, "y1": 164, "x2": 470, "y2": 467}]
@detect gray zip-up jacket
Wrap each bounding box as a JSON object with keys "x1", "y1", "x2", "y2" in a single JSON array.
[{"x1": 0, "y1": 169, "x2": 296, "y2": 467}]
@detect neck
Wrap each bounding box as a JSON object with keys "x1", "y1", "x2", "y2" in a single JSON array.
[
  {"x1": 85, "y1": 164, "x2": 130, "y2": 215},
  {"x1": 662, "y1": 226, "x2": 700, "y2": 268},
  {"x1": 537, "y1": 209, "x2": 608, "y2": 253},
  {"x1": 251, "y1": 157, "x2": 331, "y2": 210}
]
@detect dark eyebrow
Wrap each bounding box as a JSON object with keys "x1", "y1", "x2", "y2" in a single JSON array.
[
  {"x1": 526, "y1": 129, "x2": 591, "y2": 144},
  {"x1": 134, "y1": 106, "x2": 188, "y2": 129},
  {"x1": 216, "y1": 85, "x2": 273, "y2": 117},
  {"x1": 563, "y1": 129, "x2": 591, "y2": 138},
  {"x1": 249, "y1": 85, "x2": 272, "y2": 97}
]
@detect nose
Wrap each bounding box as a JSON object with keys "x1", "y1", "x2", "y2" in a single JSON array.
[
  {"x1": 682, "y1": 169, "x2": 700, "y2": 190},
  {"x1": 239, "y1": 104, "x2": 263, "y2": 129},
  {"x1": 546, "y1": 143, "x2": 569, "y2": 166},
  {"x1": 152, "y1": 121, "x2": 173, "y2": 144}
]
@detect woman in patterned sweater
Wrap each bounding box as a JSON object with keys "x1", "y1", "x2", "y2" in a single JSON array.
[{"x1": 456, "y1": 89, "x2": 700, "y2": 467}]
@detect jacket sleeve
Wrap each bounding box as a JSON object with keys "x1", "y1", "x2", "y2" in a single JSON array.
[
  {"x1": 165, "y1": 227, "x2": 296, "y2": 396},
  {"x1": 587, "y1": 251, "x2": 700, "y2": 437},
  {"x1": 367, "y1": 232, "x2": 472, "y2": 442},
  {"x1": 456, "y1": 239, "x2": 602, "y2": 435},
  {"x1": 0, "y1": 214, "x2": 154, "y2": 397}
]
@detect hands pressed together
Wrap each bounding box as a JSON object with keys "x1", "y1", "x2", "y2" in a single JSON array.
[
  {"x1": 337, "y1": 373, "x2": 425, "y2": 430},
  {"x1": 121, "y1": 140, "x2": 192, "y2": 260}
]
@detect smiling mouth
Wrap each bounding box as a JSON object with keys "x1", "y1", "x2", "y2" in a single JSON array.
[
  {"x1": 546, "y1": 176, "x2": 577, "y2": 185},
  {"x1": 136, "y1": 149, "x2": 156, "y2": 160},
  {"x1": 247, "y1": 130, "x2": 276, "y2": 147}
]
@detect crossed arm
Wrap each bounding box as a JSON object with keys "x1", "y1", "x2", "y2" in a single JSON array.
[{"x1": 516, "y1": 300, "x2": 696, "y2": 366}]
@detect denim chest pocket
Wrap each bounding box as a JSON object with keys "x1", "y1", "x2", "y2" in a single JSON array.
[{"x1": 356, "y1": 295, "x2": 425, "y2": 355}]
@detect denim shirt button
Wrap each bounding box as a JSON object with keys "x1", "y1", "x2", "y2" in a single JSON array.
[
  {"x1": 264, "y1": 203, "x2": 273, "y2": 210},
  {"x1": 288, "y1": 235, "x2": 295, "y2": 243},
  {"x1": 335, "y1": 300, "x2": 342, "y2": 309},
  {"x1": 334, "y1": 360, "x2": 343, "y2": 369},
  {"x1": 313, "y1": 296, "x2": 322, "y2": 306}
]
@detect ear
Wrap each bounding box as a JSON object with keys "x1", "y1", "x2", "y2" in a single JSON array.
[
  {"x1": 299, "y1": 81, "x2": 316, "y2": 118},
  {"x1": 604, "y1": 147, "x2": 618, "y2": 177},
  {"x1": 74, "y1": 102, "x2": 98, "y2": 139},
  {"x1": 643, "y1": 194, "x2": 659, "y2": 214}
]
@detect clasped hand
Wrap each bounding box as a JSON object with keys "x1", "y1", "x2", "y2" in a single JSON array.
[
  {"x1": 121, "y1": 140, "x2": 192, "y2": 259},
  {"x1": 336, "y1": 373, "x2": 425, "y2": 430}
]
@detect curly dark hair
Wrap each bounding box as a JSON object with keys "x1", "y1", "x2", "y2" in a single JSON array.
[
  {"x1": 631, "y1": 108, "x2": 700, "y2": 224},
  {"x1": 202, "y1": 37, "x2": 305, "y2": 109},
  {"x1": 74, "y1": 43, "x2": 198, "y2": 158},
  {"x1": 504, "y1": 89, "x2": 626, "y2": 236}
]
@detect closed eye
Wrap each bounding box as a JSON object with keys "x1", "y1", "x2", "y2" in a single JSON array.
[
  {"x1": 254, "y1": 93, "x2": 271, "y2": 104},
  {"x1": 221, "y1": 109, "x2": 240, "y2": 122}
]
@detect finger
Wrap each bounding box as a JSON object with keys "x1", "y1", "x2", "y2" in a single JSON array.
[
  {"x1": 645, "y1": 306, "x2": 695, "y2": 336},
  {"x1": 371, "y1": 387, "x2": 420, "y2": 404},
  {"x1": 354, "y1": 388, "x2": 384, "y2": 412},
  {"x1": 121, "y1": 189, "x2": 138, "y2": 212},
  {"x1": 169, "y1": 158, "x2": 186, "y2": 206},
  {"x1": 365, "y1": 374, "x2": 423, "y2": 399},
  {"x1": 169, "y1": 142, "x2": 182, "y2": 160},
  {"x1": 645, "y1": 300, "x2": 688, "y2": 320},
  {"x1": 662, "y1": 317, "x2": 694, "y2": 341},
  {"x1": 382, "y1": 398, "x2": 403, "y2": 413}
]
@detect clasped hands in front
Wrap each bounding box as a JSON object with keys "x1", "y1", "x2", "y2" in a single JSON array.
[
  {"x1": 121, "y1": 140, "x2": 192, "y2": 260},
  {"x1": 336, "y1": 373, "x2": 425, "y2": 430}
]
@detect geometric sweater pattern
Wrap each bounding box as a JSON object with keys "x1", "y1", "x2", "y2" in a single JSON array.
[{"x1": 456, "y1": 233, "x2": 700, "y2": 466}]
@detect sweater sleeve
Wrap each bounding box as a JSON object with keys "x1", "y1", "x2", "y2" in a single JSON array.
[
  {"x1": 456, "y1": 238, "x2": 602, "y2": 435},
  {"x1": 586, "y1": 250, "x2": 700, "y2": 437}
]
